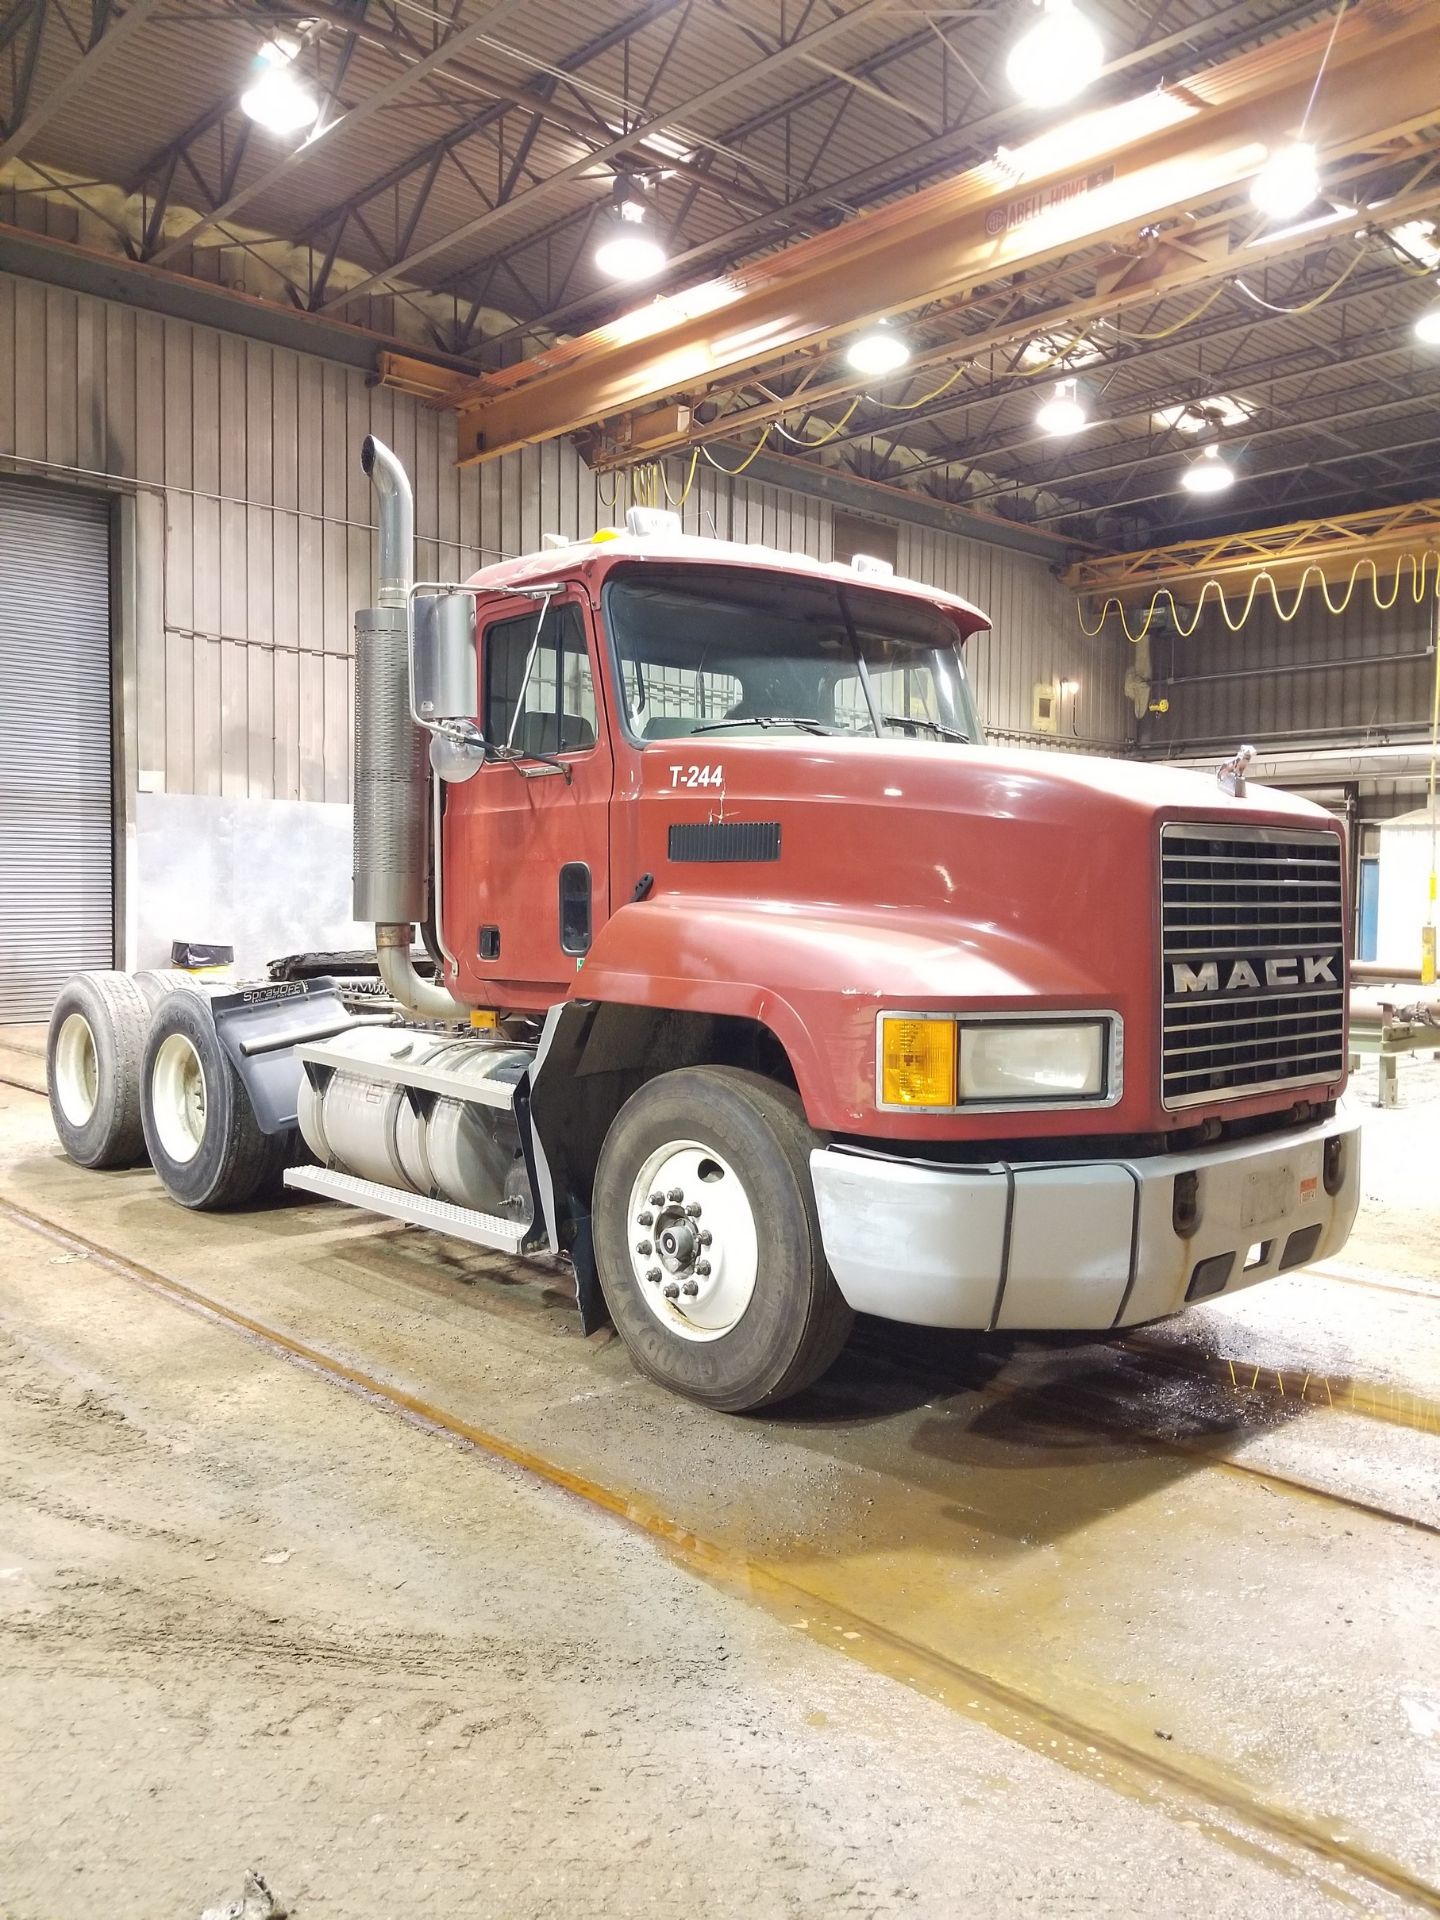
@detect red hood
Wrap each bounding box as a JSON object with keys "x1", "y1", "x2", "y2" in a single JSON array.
[{"x1": 592, "y1": 737, "x2": 1347, "y2": 1140}]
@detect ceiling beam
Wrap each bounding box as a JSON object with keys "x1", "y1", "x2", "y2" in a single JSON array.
[
  {"x1": 318, "y1": 0, "x2": 931, "y2": 313},
  {"x1": 465, "y1": 0, "x2": 1332, "y2": 351},
  {"x1": 148, "y1": 0, "x2": 534, "y2": 267},
  {"x1": 806, "y1": 259, "x2": 1420, "y2": 460},
  {"x1": 439, "y1": 0, "x2": 1440, "y2": 465},
  {"x1": 0, "y1": 0, "x2": 161, "y2": 171},
  {"x1": 926, "y1": 322, "x2": 1440, "y2": 503},
  {"x1": 1064, "y1": 498, "x2": 1440, "y2": 601},
  {"x1": 1035, "y1": 419, "x2": 1440, "y2": 525}
]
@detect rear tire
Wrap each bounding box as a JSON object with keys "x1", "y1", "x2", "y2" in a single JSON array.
[
  {"x1": 46, "y1": 972, "x2": 151, "y2": 1169},
  {"x1": 140, "y1": 991, "x2": 291, "y2": 1209},
  {"x1": 132, "y1": 968, "x2": 205, "y2": 1012},
  {"x1": 593, "y1": 1066, "x2": 853, "y2": 1412}
]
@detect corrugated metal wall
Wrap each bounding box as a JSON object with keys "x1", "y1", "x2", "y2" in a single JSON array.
[
  {"x1": 1139, "y1": 586, "x2": 1436, "y2": 755},
  {"x1": 0, "y1": 268, "x2": 1125, "y2": 809}
]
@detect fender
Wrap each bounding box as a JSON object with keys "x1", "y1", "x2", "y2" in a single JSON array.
[
  {"x1": 572, "y1": 894, "x2": 1113, "y2": 1134},
  {"x1": 207, "y1": 978, "x2": 355, "y2": 1133}
]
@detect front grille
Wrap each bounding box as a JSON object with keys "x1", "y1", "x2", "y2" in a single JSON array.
[{"x1": 1160, "y1": 824, "x2": 1346, "y2": 1109}]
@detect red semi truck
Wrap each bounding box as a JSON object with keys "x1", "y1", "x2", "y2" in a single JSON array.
[{"x1": 46, "y1": 436, "x2": 1360, "y2": 1410}]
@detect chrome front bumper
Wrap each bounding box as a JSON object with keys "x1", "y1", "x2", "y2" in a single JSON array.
[{"x1": 809, "y1": 1111, "x2": 1360, "y2": 1331}]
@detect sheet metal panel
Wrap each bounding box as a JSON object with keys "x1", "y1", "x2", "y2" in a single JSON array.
[
  {"x1": 0, "y1": 475, "x2": 113, "y2": 1017},
  {"x1": 0, "y1": 268, "x2": 1123, "y2": 813},
  {"x1": 1141, "y1": 586, "x2": 1436, "y2": 754}
]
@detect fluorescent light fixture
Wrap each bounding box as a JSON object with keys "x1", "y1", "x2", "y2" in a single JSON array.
[
  {"x1": 241, "y1": 36, "x2": 320, "y2": 137},
  {"x1": 846, "y1": 324, "x2": 911, "y2": 377},
  {"x1": 1250, "y1": 141, "x2": 1320, "y2": 221},
  {"x1": 1006, "y1": 0, "x2": 1104, "y2": 111},
  {"x1": 1181, "y1": 444, "x2": 1235, "y2": 494},
  {"x1": 1035, "y1": 377, "x2": 1087, "y2": 436},
  {"x1": 595, "y1": 193, "x2": 667, "y2": 282},
  {"x1": 1058, "y1": 678, "x2": 1079, "y2": 695}
]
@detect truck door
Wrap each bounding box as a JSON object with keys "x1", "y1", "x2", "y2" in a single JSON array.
[{"x1": 442, "y1": 593, "x2": 612, "y2": 1004}]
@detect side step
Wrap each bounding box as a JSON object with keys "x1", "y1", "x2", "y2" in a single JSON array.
[{"x1": 285, "y1": 1165, "x2": 538, "y2": 1255}]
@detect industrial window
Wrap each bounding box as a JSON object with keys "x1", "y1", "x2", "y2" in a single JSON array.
[{"x1": 484, "y1": 602, "x2": 597, "y2": 755}]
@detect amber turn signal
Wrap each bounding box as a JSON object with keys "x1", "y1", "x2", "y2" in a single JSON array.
[{"x1": 880, "y1": 1016, "x2": 957, "y2": 1108}]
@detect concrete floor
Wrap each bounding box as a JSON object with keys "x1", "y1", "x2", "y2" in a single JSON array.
[{"x1": 1, "y1": 1024, "x2": 1439, "y2": 1919}]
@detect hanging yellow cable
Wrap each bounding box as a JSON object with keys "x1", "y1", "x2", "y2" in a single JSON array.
[
  {"x1": 773, "y1": 396, "x2": 864, "y2": 446},
  {"x1": 702, "y1": 424, "x2": 774, "y2": 476},
  {"x1": 1117, "y1": 279, "x2": 1232, "y2": 342},
  {"x1": 661, "y1": 446, "x2": 700, "y2": 508},
  {"x1": 1077, "y1": 549, "x2": 1440, "y2": 641}
]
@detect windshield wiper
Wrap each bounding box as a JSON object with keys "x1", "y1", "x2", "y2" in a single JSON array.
[
  {"x1": 691, "y1": 714, "x2": 836, "y2": 736},
  {"x1": 879, "y1": 712, "x2": 968, "y2": 742}
]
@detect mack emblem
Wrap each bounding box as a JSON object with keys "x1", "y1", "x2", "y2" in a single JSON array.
[{"x1": 1168, "y1": 952, "x2": 1341, "y2": 996}]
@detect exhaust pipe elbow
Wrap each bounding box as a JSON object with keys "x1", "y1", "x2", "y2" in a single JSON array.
[
  {"x1": 376, "y1": 923, "x2": 470, "y2": 1025},
  {"x1": 362, "y1": 434, "x2": 415, "y2": 610}
]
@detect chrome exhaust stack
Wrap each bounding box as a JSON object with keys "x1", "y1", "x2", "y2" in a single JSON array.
[{"x1": 356, "y1": 435, "x2": 468, "y2": 1023}]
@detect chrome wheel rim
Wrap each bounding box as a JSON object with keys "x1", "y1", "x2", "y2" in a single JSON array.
[
  {"x1": 625, "y1": 1140, "x2": 758, "y2": 1343},
  {"x1": 151, "y1": 1033, "x2": 208, "y2": 1165},
  {"x1": 54, "y1": 1014, "x2": 99, "y2": 1126}
]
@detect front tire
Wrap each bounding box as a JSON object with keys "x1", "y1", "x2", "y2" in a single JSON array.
[
  {"x1": 593, "y1": 1066, "x2": 853, "y2": 1412},
  {"x1": 46, "y1": 971, "x2": 151, "y2": 1169},
  {"x1": 140, "y1": 991, "x2": 291, "y2": 1209}
]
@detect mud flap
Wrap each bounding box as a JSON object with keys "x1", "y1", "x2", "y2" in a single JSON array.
[{"x1": 527, "y1": 1000, "x2": 611, "y2": 1333}]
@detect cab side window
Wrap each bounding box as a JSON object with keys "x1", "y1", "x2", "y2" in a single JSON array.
[{"x1": 484, "y1": 603, "x2": 597, "y2": 755}]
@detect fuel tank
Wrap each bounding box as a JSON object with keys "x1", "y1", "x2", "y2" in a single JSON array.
[{"x1": 297, "y1": 1027, "x2": 534, "y2": 1219}]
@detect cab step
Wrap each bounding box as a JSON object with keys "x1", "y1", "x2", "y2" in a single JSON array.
[{"x1": 284, "y1": 1165, "x2": 540, "y2": 1254}]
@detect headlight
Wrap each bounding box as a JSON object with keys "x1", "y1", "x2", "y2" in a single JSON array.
[
  {"x1": 959, "y1": 1021, "x2": 1107, "y2": 1101},
  {"x1": 878, "y1": 1015, "x2": 1113, "y2": 1108}
]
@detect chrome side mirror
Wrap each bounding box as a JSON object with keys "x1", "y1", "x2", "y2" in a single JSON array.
[
  {"x1": 430, "y1": 720, "x2": 486, "y2": 784},
  {"x1": 411, "y1": 588, "x2": 478, "y2": 724}
]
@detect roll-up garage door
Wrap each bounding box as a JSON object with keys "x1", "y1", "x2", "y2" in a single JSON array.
[{"x1": 0, "y1": 478, "x2": 114, "y2": 1020}]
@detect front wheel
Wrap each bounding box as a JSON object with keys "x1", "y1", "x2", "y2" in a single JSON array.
[{"x1": 593, "y1": 1066, "x2": 853, "y2": 1412}]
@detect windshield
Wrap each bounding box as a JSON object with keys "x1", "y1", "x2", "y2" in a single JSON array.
[{"x1": 602, "y1": 564, "x2": 983, "y2": 746}]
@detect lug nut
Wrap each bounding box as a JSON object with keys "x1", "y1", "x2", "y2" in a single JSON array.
[
  {"x1": 684, "y1": 1203, "x2": 702, "y2": 1218},
  {"x1": 649, "y1": 1193, "x2": 664, "y2": 1207},
  {"x1": 645, "y1": 1267, "x2": 662, "y2": 1284},
  {"x1": 667, "y1": 1187, "x2": 684, "y2": 1202},
  {"x1": 636, "y1": 1240, "x2": 653, "y2": 1257},
  {"x1": 637, "y1": 1210, "x2": 654, "y2": 1227},
  {"x1": 681, "y1": 1280, "x2": 699, "y2": 1297},
  {"x1": 695, "y1": 1260, "x2": 712, "y2": 1278},
  {"x1": 698, "y1": 1230, "x2": 712, "y2": 1247},
  {"x1": 663, "y1": 1282, "x2": 680, "y2": 1300}
]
